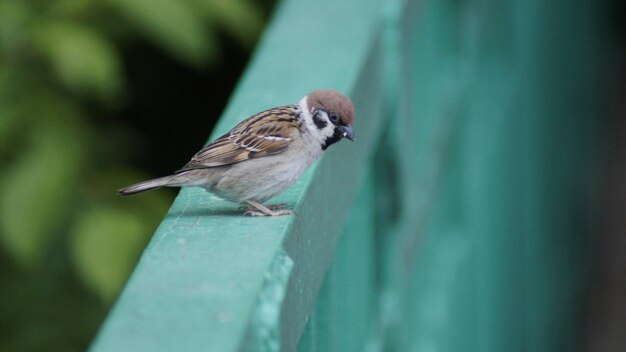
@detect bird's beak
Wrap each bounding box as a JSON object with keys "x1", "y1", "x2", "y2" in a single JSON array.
[{"x1": 339, "y1": 125, "x2": 355, "y2": 141}]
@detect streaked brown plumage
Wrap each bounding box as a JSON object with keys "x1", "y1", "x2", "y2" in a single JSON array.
[
  {"x1": 178, "y1": 106, "x2": 301, "y2": 171},
  {"x1": 119, "y1": 90, "x2": 355, "y2": 216}
]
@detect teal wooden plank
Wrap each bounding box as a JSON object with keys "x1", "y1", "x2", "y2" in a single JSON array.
[
  {"x1": 393, "y1": 1, "x2": 480, "y2": 350},
  {"x1": 277, "y1": 35, "x2": 385, "y2": 351},
  {"x1": 390, "y1": 0, "x2": 600, "y2": 351},
  {"x1": 298, "y1": 170, "x2": 378, "y2": 352},
  {"x1": 516, "y1": 1, "x2": 598, "y2": 351},
  {"x1": 90, "y1": 0, "x2": 384, "y2": 351},
  {"x1": 91, "y1": 187, "x2": 290, "y2": 352},
  {"x1": 464, "y1": 60, "x2": 526, "y2": 352}
]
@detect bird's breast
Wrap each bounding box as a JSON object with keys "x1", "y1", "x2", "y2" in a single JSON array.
[{"x1": 209, "y1": 142, "x2": 322, "y2": 203}]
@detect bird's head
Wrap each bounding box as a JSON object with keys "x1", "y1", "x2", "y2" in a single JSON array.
[{"x1": 302, "y1": 89, "x2": 355, "y2": 150}]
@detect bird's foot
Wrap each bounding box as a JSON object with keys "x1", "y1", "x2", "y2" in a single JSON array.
[
  {"x1": 243, "y1": 201, "x2": 295, "y2": 217},
  {"x1": 243, "y1": 209, "x2": 295, "y2": 217},
  {"x1": 266, "y1": 203, "x2": 288, "y2": 211}
]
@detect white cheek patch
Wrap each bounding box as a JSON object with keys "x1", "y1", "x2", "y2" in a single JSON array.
[{"x1": 298, "y1": 96, "x2": 335, "y2": 145}]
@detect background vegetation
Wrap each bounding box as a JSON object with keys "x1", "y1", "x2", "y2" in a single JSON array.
[{"x1": 0, "y1": 0, "x2": 274, "y2": 350}]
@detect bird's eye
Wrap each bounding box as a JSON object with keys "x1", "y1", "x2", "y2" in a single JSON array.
[{"x1": 329, "y1": 112, "x2": 339, "y2": 124}]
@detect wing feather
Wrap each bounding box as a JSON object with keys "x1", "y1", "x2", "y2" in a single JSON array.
[{"x1": 176, "y1": 106, "x2": 301, "y2": 172}]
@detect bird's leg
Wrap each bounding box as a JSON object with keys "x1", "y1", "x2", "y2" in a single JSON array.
[{"x1": 243, "y1": 200, "x2": 294, "y2": 216}]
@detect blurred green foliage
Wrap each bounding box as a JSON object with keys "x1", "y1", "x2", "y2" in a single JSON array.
[{"x1": 0, "y1": 0, "x2": 269, "y2": 350}]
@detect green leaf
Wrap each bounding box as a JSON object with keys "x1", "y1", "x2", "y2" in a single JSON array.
[
  {"x1": 70, "y1": 207, "x2": 151, "y2": 302},
  {"x1": 0, "y1": 103, "x2": 22, "y2": 160},
  {"x1": 0, "y1": 0, "x2": 32, "y2": 56},
  {"x1": 33, "y1": 21, "x2": 122, "y2": 101},
  {"x1": 0, "y1": 71, "x2": 24, "y2": 159},
  {"x1": 0, "y1": 114, "x2": 84, "y2": 268},
  {"x1": 48, "y1": 0, "x2": 98, "y2": 18},
  {"x1": 107, "y1": 0, "x2": 214, "y2": 65}
]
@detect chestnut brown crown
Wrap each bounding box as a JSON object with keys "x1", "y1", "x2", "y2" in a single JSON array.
[{"x1": 307, "y1": 90, "x2": 355, "y2": 126}]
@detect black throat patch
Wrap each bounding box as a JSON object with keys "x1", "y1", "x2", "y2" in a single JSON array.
[{"x1": 321, "y1": 128, "x2": 343, "y2": 150}]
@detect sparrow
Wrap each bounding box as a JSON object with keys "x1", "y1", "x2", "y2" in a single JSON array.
[{"x1": 118, "y1": 89, "x2": 355, "y2": 216}]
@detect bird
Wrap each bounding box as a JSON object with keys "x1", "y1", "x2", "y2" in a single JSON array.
[{"x1": 118, "y1": 89, "x2": 355, "y2": 216}]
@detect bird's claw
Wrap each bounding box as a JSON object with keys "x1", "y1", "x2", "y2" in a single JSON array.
[{"x1": 242, "y1": 207, "x2": 295, "y2": 217}]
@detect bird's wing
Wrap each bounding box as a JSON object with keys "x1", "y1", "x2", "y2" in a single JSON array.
[{"x1": 176, "y1": 105, "x2": 301, "y2": 172}]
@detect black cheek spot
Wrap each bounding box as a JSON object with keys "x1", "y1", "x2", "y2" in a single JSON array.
[{"x1": 312, "y1": 111, "x2": 328, "y2": 130}]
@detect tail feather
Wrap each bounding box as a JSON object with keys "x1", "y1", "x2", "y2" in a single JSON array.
[{"x1": 118, "y1": 175, "x2": 179, "y2": 196}]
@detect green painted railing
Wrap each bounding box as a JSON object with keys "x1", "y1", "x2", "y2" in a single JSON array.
[{"x1": 92, "y1": 0, "x2": 602, "y2": 351}]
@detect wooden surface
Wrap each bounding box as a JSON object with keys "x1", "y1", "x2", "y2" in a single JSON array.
[{"x1": 91, "y1": 0, "x2": 604, "y2": 350}]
